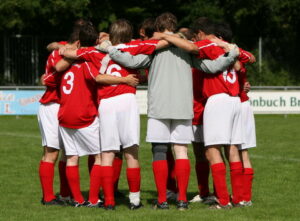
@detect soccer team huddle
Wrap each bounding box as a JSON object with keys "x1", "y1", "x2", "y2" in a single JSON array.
[{"x1": 38, "y1": 12, "x2": 256, "y2": 211}]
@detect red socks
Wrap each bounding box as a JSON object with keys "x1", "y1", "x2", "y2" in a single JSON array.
[
  {"x1": 58, "y1": 161, "x2": 71, "y2": 197},
  {"x1": 243, "y1": 168, "x2": 254, "y2": 202},
  {"x1": 195, "y1": 161, "x2": 210, "y2": 197},
  {"x1": 175, "y1": 159, "x2": 190, "y2": 202},
  {"x1": 152, "y1": 160, "x2": 168, "y2": 203},
  {"x1": 211, "y1": 163, "x2": 230, "y2": 206},
  {"x1": 126, "y1": 168, "x2": 141, "y2": 192},
  {"x1": 101, "y1": 166, "x2": 115, "y2": 206},
  {"x1": 39, "y1": 161, "x2": 56, "y2": 202},
  {"x1": 113, "y1": 157, "x2": 123, "y2": 191},
  {"x1": 167, "y1": 151, "x2": 178, "y2": 193},
  {"x1": 88, "y1": 165, "x2": 102, "y2": 204},
  {"x1": 66, "y1": 165, "x2": 84, "y2": 203},
  {"x1": 230, "y1": 162, "x2": 244, "y2": 204}
]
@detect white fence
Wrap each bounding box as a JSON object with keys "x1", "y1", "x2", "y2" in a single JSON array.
[{"x1": 1, "y1": 86, "x2": 300, "y2": 115}]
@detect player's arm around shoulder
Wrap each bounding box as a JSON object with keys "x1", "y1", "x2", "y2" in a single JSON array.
[
  {"x1": 152, "y1": 32, "x2": 198, "y2": 54},
  {"x1": 95, "y1": 74, "x2": 139, "y2": 87}
]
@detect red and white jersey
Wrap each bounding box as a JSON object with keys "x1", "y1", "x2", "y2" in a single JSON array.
[
  {"x1": 194, "y1": 39, "x2": 240, "y2": 99},
  {"x1": 238, "y1": 65, "x2": 249, "y2": 102},
  {"x1": 192, "y1": 68, "x2": 206, "y2": 125},
  {"x1": 40, "y1": 50, "x2": 63, "y2": 104},
  {"x1": 77, "y1": 40, "x2": 157, "y2": 100},
  {"x1": 58, "y1": 61, "x2": 99, "y2": 129}
]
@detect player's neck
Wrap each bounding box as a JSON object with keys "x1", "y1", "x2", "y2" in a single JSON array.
[{"x1": 206, "y1": 34, "x2": 217, "y2": 40}]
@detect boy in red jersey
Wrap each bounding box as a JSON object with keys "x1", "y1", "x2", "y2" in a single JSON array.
[
  {"x1": 215, "y1": 23, "x2": 256, "y2": 206},
  {"x1": 59, "y1": 19, "x2": 154, "y2": 210},
  {"x1": 38, "y1": 30, "x2": 81, "y2": 206},
  {"x1": 191, "y1": 18, "x2": 244, "y2": 209}
]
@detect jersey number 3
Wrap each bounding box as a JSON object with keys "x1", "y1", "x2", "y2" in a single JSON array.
[{"x1": 62, "y1": 72, "x2": 74, "y2": 94}]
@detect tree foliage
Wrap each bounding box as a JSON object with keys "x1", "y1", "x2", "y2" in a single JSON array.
[{"x1": 0, "y1": 0, "x2": 299, "y2": 85}]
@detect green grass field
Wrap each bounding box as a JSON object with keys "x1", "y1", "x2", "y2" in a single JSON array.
[{"x1": 0, "y1": 115, "x2": 300, "y2": 221}]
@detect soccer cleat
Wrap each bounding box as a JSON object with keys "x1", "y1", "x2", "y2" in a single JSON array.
[
  {"x1": 232, "y1": 201, "x2": 245, "y2": 208},
  {"x1": 129, "y1": 202, "x2": 143, "y2": 210},
  {"x1": 177, "y1": 200, "x2": 189, "y2": 211},
  {"x1": 56, "y1": 195, "x2": 72, "y2": 205},
  {"x1": 41, "y1": 197, "x2": 65, "y2": 206},
  {"x1": 189, "y1": 194, "x2": 202, "y2": 203},
  {"x1": 241, "y1": 201, "x2": 253, "y2": 207},
  {"x1": 166, "y1": 190, "x2": 178, "y2": 201},
  {"x1": 104, "y1": 205, "x2": 115, "y2": 210},
  {"x1": 208, "y1": 202, "x2": 232, "y2": 210},
  {"x1": 189, "y1": 194, "x2": 217, "y2": 205},
  {"x1": 153, "y1": 201, "x2": 169, "y2": 210},
  {"x1": 69, "y1": 200, "x2": 89, "y2": 207},
  {"x1": 202, "y1": 195, "x2": 218, "y2": 205},
  {"x1": 85, "y1": 200, "x2": 104, "y2": 208}
]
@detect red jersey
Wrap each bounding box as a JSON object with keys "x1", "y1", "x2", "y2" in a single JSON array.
[
  {"x1": 40, "y1": 50, "x2": 62, "y2": 104},
  {"x1": 77, "y1": 40, "x2": 157, "y2": 100},
  {"x1": 192, "y1": 68, "x2": 206, "y2": 125},
  {"x1": 58, "y1": 61, "x2": 99, "y2": 129},
  {"x1": 194, "y1": 39, "x2": 240, "y2": 99},
  {"x1": 237, "y1": 49, "x2": 253, "y2": 102}
]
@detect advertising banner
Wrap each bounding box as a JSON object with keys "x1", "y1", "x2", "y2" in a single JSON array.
[{"x1": 1, "y1": 90, "x2": 300, "y2": 115}]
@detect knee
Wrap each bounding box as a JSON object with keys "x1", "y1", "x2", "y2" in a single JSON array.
[{"x1": 152, "y1": 143, "x2": 168, "y2": 161}]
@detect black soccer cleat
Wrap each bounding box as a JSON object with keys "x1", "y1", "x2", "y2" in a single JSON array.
[
  {"x1": 129, "y1": 202, "x2": 143, "y2": 210},
  {"x1": 153, "y1": 201, "x2": 169, "y2": 210},
  {"x1": 104, "y1": 204, "x2": 116, "y2": 210},
  {"x1": 177, "y1": 200, "x2": 189, "y2": 211},
  {"x1": 41, "y1": 197, "x2": 65, "y2": 206}
]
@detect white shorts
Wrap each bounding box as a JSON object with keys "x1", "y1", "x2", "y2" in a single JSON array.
[
  {"x1": 146, "y1": 118, "x2": 193, "y2": 144},
  {"x1": 99, "y1": 93, "x2": 140, "y2": 152},
  {"x1": 37, "y1": 102, "x2": 62, "y2": 149},
  {"x1": 192, "y1": 125, "x2": 204, "y2": 143},
  {"x1": 59, "y1": 117, "x2": 100, "y2": 156},
  {"x1": 203, "y1": 93, "x2": 242, "y2": 146},
  {"x1": 240, "y1": 101, "x2": 256, "y2": 150}
]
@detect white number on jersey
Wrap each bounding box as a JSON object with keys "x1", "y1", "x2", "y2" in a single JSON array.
[
  {"x1": 105, "y1": 63, "x2": 122, "y2": 87},
  {"x1": 62, "y1": 72, "x2": 74, "y2": 94},
  {"x1": 222, "y1": 69, "x2": 236, "y2": 84}
]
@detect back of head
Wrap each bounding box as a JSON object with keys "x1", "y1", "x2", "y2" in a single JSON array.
[
  {"x1": 214, "y1": 22, "x2": 233, "y2": 43},
  {"x1": 155, "y1": 12, "x2": 177, "y2": 32},
  {"x1": 79, "y1": 21, "x2": 98, "y2": 47},
  {"x1": 140, "y1": 18, "x2": 155, "y2": 39},
  {"x1": 191, "y1": 17, "x2": 215, "y2": 35},
  {"x1": 109, "y1": 19, "x2": 133, "y2": 45},
  {"x1": 67, "y1": 29, "x2": 80, "y2": 44}
]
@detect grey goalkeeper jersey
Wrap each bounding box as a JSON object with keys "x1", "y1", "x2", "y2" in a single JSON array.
[
  {"x1": 108, "y1": 45, "x2": 238, "y2": 120},
  {"x1": 147, "y1": 46, "x2": 194, "y2": 119}
]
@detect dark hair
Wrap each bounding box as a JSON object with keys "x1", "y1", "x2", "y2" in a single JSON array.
[
  {"x1": 139, "y1": 18, "x2": 155, "y2": 38},
  {"x1": 214, "y1": 22, "x2": 233, "y2": 43},
  {"x1": 109, "y1": 19, "x2": 133, "y2": 45},
  {"x1": 67, "y1": 29, "x2": 80, "y2": 44},
  {"x1": 79, "y1": 21, "x2": 98, "y2": 47},
  {"x1": 191, "y1": 17, "x2": 215, "y2": 35},
  {"x1": 155, "y1": 12, "x2": 177, "y2": 32}
]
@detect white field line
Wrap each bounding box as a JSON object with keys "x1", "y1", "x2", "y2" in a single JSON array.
[
  {"x1": 251, "y1": 154, "x2": 300, "y2": 163},
  {"x1": 0, "y1": 132, "x2": 40, "y2": 139}
]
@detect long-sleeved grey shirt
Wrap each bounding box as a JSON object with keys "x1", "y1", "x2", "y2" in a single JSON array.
[{"x1": 108, "y1": 46, "x2": 238, "y2": 119}]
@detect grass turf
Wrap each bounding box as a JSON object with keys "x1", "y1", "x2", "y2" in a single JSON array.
[{"x1": 0, "y1": 115, "x2": 299, "y2": 221}]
